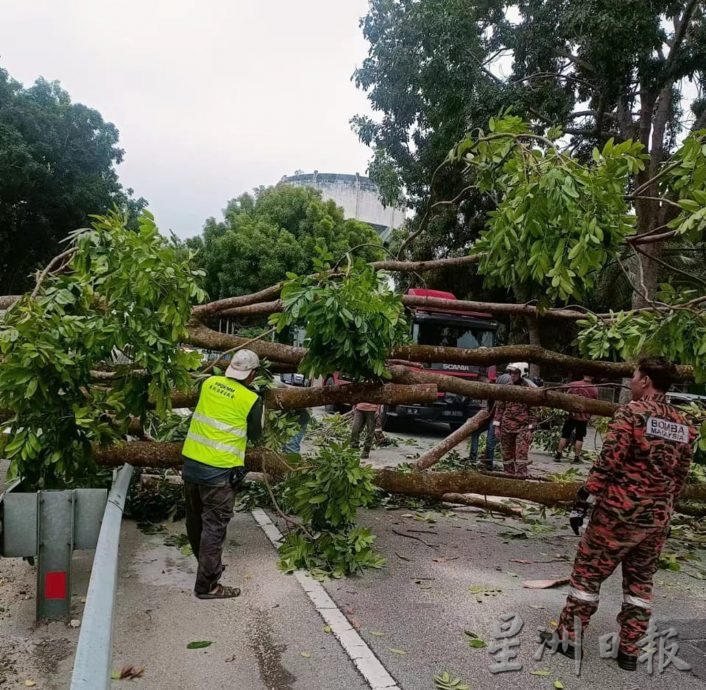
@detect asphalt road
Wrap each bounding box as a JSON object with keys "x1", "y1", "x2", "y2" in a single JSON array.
[{"x1": 2, "y1": 423, "x2": 706, "y2": 689}]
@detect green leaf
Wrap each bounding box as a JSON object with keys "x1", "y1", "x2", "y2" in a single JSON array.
[
  {"x1": 554, "y1": 681, "x2": 565, "y2": 689},
  {"x1": 468, "y1": 638, "x2": 488, "y2": 649},
  {"x1": 187, "y1": 641, "x2": 213, "y2": 649},
  {"x1": 529, "y1": 669, "x2": 550, "y2": 676}
]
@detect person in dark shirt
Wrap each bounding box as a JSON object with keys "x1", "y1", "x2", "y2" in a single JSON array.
[{"x1": 555, "y1": 375, "x2": 599, "y2": 464}]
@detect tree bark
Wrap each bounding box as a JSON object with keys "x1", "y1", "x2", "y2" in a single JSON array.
[
  {"x1": 267, "y1": 383, "x2": 438, "y2": 409},
  {"x1": 525, "y1": 316, "x2": 542, "y2": 378},
  {"x1": 0, "y1": 295, "x2": 20, "y2": 310},
  {"x1": 389, "y1": 367, "x2": 618, "y2": 417},
  {"x1": 414, "y1": 410, "x2": 489, "y2": 469},
  {"x1": 218, "y1": 295, "x2": 591, "y2": 321},
  {"x1": 442, "y1": 493, "x2": 523, "y2": 517},
  {"x1": 186, "y1": 320, "x2": 306, "y2": 364},
  {"x1": 93, "y1": 441, "x2": 706, "y2": 508},
  {"x1": 185, "y1": 322, "x2": 695, "y2": 381},
  {"x1": 191, "y1": 284, "x2": 284, "y2": 317}
]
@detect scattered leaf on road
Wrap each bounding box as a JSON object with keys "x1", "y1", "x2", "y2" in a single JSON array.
[
  {"x1": 370, "y1": 631, "x2": 386, "y2": 637},
  {"x1": 529, "y1": 604, "x2": 545, "y2": 610},
  {"x1": 117, "y1": 666, "x2": 144, "y2": 679},
  {"x1": 24, "y1": 682, "x2": 37, "y2": 688},
  {"x1": 323, "y1": 626, "x2": 332, "y2": 634},
  {"x1": 300, "y1": 651, "x2": 311, "y2": 658},
  {"x1": 554, "y1": 681, "x2": 565, "y2": 689},
  {"x1": 529, "y1": 669, "x2": 551, "y2": 676},
  {"x1": 433, "y1": 671, "x2": 470, "y2": 690},
  {"x1": 468, "y1": 638, "x2": 488, "y2": 649},
  {"x1": 187, "y1": 641, "x2": 213, "y2": 649},
  {"x1": 388, "y1": 647, "x2": 407, "y2": 655}
]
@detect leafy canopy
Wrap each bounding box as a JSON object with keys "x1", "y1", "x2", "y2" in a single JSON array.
[
  {"x1": 188, "y1": 185, "x2": 385, "y2": 299},
  {"x1": 270, "y1": 250, "x2": 409, "y2": 381},
  {"x1": 449, "y1": 113, "x2": 646, "y2": 303},
  {"x1": 0, "y1": 66, "x2": 145, "y2": 293},
  {"x1": 0, "y1": 211, "x2": 204, "y2": 489}
]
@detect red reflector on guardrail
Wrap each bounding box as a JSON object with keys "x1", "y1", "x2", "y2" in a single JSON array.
[{"x1": 45, "y1": 571, "x2": 67, "y2": 599}]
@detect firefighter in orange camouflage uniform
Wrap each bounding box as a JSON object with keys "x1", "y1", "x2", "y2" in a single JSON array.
[
  {"x1": 546, "y1": 357, "x2": 696, "y2": 671},
  {"x1": 493, "y1": 362, "x2": 537, "y2": 478}
]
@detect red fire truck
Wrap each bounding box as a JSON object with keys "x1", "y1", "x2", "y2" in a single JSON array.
[{"x1": 324, "y1": 288, "x2": 499, "y2": 430}]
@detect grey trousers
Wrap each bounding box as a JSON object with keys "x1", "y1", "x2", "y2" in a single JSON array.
[
  {"x1": 351, "y1": 410, "x2": 376, "y2": 451},
  {"x1": 184, "y1": 481, "x2": 236, "y2": 595}
]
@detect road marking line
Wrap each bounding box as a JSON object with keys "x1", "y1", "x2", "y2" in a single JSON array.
[{"x1": 251, "y1": 508, "x2": 401, "y2": 690}]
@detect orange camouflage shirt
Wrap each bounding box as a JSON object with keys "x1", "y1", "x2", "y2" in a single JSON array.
[{"x1": 585, "y1": 393, "x2": 696, "y2": 526}]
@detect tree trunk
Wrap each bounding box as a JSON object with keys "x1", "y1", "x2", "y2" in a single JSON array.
[
  {"x1": 389, "y1": 368, "x2": 618, "y2": 417},
  {"x1": 525, "y1": 316, "x2": 542, "y2": 378},
  {"x1": 267, "y1": 383, "x2": 438, "y2": 409},
  {"x1": 186, "y1": 324, "x2": 695, "y2": 381},
  {"x1": 414, "y1": 410, "x2": 489, "y2": 469},
  {"x1": 93, "y1": 441, "x2": 706, "y2": 508},
  {"x1": 219, "y1": 296, "x2": 591, "y2": 321}
]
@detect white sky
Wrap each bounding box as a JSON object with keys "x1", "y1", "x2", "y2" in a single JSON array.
[{"x1": 0, "y1": 0, "x2": 374, "y2": 238}]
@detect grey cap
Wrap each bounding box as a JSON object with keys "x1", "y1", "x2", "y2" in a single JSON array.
[{"x1": 225, "y1": 349, "x2": 260, "y2": 380}]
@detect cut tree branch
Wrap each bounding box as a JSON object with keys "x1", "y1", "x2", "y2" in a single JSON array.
[{"x1": 414, "y1": 410, "x2": 489, "y2": 470}]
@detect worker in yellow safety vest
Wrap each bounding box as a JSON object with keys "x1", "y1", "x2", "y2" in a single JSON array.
[{"x1": 181, "y1": 349, "x2": 263, "y2": 599}]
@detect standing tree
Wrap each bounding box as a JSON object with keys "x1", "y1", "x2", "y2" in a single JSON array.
[
  {"x1": 353, "y1": 0, "x2": 706, "y2": 310},
  {"x1": 187, "y1": 185, "x2": 385, "y2": 300},
  {"x1": 0, "y1": 67, "x2": 145, "y2": 294}
]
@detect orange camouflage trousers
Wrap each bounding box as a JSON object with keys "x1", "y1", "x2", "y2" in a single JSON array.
[
  {"x1": 557, "y1": 505, "x2": 669, "y2": 656},
  {"x1": 499, "y1": 428, "x2": 532, "y2": 477}
]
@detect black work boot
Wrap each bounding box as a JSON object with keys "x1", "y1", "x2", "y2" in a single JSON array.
[
  {"x1": 554, "y1": 453, "x2": 563, "y2": 462},
  {"x1": 617, "y1": 649, "x2": 637, "y2": 671},
  {"x1": 572, "y1": 455, "x2": 582, "y2": 464},
  {"x1": 361, "y1": 448, "x2": 370, "y2": 460},
  {"x1": 539, "y1": 631, "x2": 582, "y2": 660}
]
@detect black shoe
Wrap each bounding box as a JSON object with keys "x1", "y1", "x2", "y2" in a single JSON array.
[
  {"x1": 554, "y1": 454, "x2": 563, "y2": 462},
  {"x1": 539, "y1": 631, "x2": 582, "y2": 660},
  {"x1": 617, "y1": 650, "x2": 637, "y2": 671},
  {"x1": 572, "y1": 456, "x2": 582, "y2": 464}
]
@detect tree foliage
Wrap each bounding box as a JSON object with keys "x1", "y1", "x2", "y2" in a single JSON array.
[
  {"x1": 270, "y1": 251, "x2": 409, "y2": 381},
  {"x1": 188, "y1": 185, "x2": 385, "y2": 299},
  {"x1": 0, "y1": 67, "x2": 145, "y2": 294},
  {"x1": 278, "y1": 440, "x2": 385, "y2": 580},
  {"x1": 0, "y1": 211, "x2": 204, "y2": 489},
  {"x1": 449, "y1": 114, "x2": 646, "y2": 303},
  {"x1": 353, "y1": 0, "x2": 706, "y2": 305}
]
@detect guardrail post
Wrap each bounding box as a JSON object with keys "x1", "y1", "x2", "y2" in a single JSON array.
[{"x1": 70, "y1": 464, "x2": 133, "y2": 690}]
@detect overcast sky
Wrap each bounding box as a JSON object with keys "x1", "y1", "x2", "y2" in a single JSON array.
[{"x1": 0, "y1": 0, "x2": 375, "y2": 238}]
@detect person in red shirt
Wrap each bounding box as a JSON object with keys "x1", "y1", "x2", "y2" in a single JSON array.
[{"x1": 555, "y1": 374, "x2": 599, "y2": 463}]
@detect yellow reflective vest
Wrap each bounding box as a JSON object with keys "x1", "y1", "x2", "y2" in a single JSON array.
[{"x1": 181, "y1": 376, "x2": 259, "y2": 468}]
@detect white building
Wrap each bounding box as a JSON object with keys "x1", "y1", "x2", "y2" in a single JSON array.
[{"x1": 280, "y1": 171, "x2": 405, "y2": 242}]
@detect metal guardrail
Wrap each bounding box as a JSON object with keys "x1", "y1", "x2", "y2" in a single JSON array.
[{"x1": 70, "y1": 464, "x2": 133, "y2": 690}]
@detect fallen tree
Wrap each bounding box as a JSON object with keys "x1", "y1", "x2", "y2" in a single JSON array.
[
  {"x1": 93, "y1": 441, "x2": 706, "y2": 511},
  {"x1": 185, "y1": 321, "x2": 695, "y2": 382}
]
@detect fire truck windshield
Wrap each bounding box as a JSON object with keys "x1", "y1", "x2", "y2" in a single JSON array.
[{"x1": 413, "y1": 320, "x2": 495, "y2": 349}]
